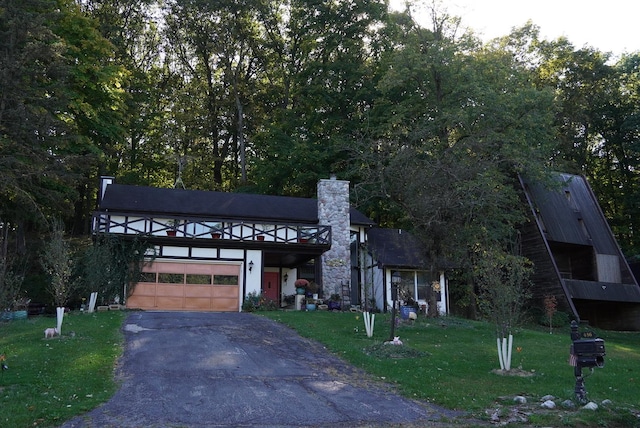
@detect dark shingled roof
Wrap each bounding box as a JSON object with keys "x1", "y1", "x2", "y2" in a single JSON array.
[
  {"x1": 523, "y1": 173, "x2": 620, "y2": 253},
  {"x1": 565, "y1": 279, "x2": 640, "y2": 303},
  {"x1": 99, "y1": 184, "x2": 375, "y2": 226},
  {"x1": 367, "y1": 228, "x2": 426, "y2": 269}
]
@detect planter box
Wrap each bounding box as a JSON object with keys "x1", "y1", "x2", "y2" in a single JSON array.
[
  {"x1": 328, "y1": 301, "x2": 341, "y2": 311},
  {"x1": 400, "y1": 306, "x2": 417, "y2": 319},
  {"x1": 0, "y1": 311, "x2": 28, "y2": 321},
  {"x1": 12, "y1": 310, "x2": 27, "y2": 320}
]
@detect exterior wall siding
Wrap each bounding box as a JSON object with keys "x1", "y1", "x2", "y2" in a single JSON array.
[{"x1": 519, "y1": 214, "x2": 576, "y2": 316}]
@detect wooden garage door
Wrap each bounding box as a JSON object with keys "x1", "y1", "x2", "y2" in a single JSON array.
[{"x1": 127, "y1": 262, "x2": 240, "y2": 311}]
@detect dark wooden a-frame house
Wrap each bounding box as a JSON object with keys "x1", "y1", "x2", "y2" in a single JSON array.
[{"x1": 519, "y1": 173, "x2": 640, "y2": 330}]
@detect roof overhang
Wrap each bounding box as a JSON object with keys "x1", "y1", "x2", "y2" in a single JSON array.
[{"x1": 564, "y1": 279, "x2": 640, "y2": 303}]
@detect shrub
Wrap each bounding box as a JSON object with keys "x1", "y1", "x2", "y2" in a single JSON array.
[
  {"x1": 40, "y1": 221, "x2": 75, "y2": 308},
  {"x1": 538, "y1": 310, "x2": 571, "y2": 328},
  {"x1": 0, "y1": 258, "x2": 26, "y2": 311},
  {"x1": 242, "y1": 291, "x2": 278, "y2": 312}
]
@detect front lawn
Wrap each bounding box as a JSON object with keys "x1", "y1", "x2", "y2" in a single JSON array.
[
  {"x1": 261, "y1": 311, "x2": 640, "y2": 427},
  {"x1": 0, "y1": 311, "x2": 126, "y2": 427},
  {"x1": 2, "y1": 309, "x2": 638, "y2": 427}
]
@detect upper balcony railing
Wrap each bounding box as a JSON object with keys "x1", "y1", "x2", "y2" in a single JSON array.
[{"x1": 91, "y1": 212, "x2": 331, "y2": 245}]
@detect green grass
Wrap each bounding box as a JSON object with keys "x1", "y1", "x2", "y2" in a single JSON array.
[
  {"x1": 2, "y1": 310, "x2": 639, "y2": 427},
  {"x1": 0, "y1": 311, "x2": 126, "y2": 428},
  {"x1": 260, "y1": 311, "x2": 640, "y2": 427}
]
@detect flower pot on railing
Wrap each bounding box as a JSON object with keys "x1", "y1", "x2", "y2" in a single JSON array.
[
  {"x1": 257, "y1": 235, "x2": 265, "y2": 241},
  {"x1": 209, "y1": 222, "x2": 223, "y2": 239},
  {"x1": 167, "y1": 219, "x2": 181, "y2": 236}
]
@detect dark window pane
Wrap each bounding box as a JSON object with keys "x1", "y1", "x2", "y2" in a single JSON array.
[
  {"x1": 186, "y1": 274, "x2": 212, "y2": 285},
  {"x1": 158, "y1": 273, "x2": 184, "y2": 284},
  {"x1": 139, "y1": 272, "x2": 157, "y2": 282},
  {"x1": 417, "y1": 272, "x2": 430, "y2": 300},
  {"x1": 213, "y1": 275, "x2": 238, "y2": 285}
]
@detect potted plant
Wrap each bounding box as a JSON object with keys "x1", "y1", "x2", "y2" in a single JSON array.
[
  {"x1": 298, "y1": 229, "x2": 312, "y2": 243},
  {"x1": 294, "y1": 279, "x2": 309, "y2": 295},
  {"x1": 209, "y1": 223, "x2": 223, "y2": 239},
  {"x1": 400, "y1": 296, "x2": 419, "y2": 319},
  {"x1": 306, "y1": 281, "x2": 319, "y2": 298},
  {"x1": 306, "y1": 298, "x2": 317, "y2": 311},
  {"x1": 328, "y1": 293, "x2": 341, "y2": 311},
  {"x1": 167, "y1": 219, "x2": 181, "y2": 236}
]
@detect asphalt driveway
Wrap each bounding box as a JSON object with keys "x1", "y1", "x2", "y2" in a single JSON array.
[{"x1": 61, "y1": 311, "x2": 464, "y2": 427}]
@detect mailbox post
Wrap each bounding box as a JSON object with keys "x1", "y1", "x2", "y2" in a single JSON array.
[{"x1": 570, "y1": 320, "x2": 606, "y2": 403}]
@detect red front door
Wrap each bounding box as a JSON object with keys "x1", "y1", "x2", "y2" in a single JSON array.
[{"x1": 262, "y1": 272, "x2": 279, "y2": 303}]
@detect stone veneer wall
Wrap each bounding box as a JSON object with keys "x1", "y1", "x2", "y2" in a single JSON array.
[{"x1": 317, "y1": 177, "x2": 351, "y2": 300}]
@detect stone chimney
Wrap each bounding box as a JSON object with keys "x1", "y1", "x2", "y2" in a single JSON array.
[{"x1": 317, "y1": 175, "x2": 351, "y2": 300}]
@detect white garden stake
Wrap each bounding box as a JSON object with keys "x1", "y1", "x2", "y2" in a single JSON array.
[
  {"x1": 506, "y1": 334, "x2": 513, "y2": 371},
  {"x1": 88, "y1": 292, "x2": 98, "y2": 313},
  {"x1": 363, "y1": 312, "x2": 375, "y2": 338},
  {"x1": 502, "y1": 337, "x2": 508, "y2": 370},
  {"x1": 497, "y1": 334, "x2": 514, "y2": 371},
  {"x1": 56, "y1": 307, "x2": 65, "y2": 336}
]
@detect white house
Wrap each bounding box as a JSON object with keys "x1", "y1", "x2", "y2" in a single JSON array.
[{"x1": 92, "y1": 175, "x2": 449, "y2": 314}]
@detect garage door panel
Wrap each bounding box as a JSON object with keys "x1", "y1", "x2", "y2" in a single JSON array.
[
  {"x1": 155, "y1": 296, "x2": 184, "y2": 309},
  {"x1": 186, "y1": 264, "x2": 215, "y2": 274},
  {"x1": 184, "y1": 297, "x2": 212, "y2": 310},
  {"x1": 185, "y1": 285, "x2": 212, "y2": 298},
  {"x1": 127, "y1": 295, "x2": 155, "y2": 308},
  {"x1": 133, "y1": 283, "x2": 156, "y2": 295},
  {"x1": 157, "y1": 284, "x2": 184, "y2": 297},
  {"x1": 213, "y1": 265, "x2": 240, "y2": 275},
  {"x1": 155, "y1": 262, "x2": 187, "y2": 273},
  {"x1": 213, "y1": 285, "x2": 238, "y2": 298},
  {"x1": 212, "y1": 298, "x2": 238, "y2": 311}
]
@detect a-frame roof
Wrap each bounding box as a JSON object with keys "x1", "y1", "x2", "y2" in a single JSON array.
[
  {"x1": 523, "y1": 172, "x2": 622, "y2": 254},
  {"x1": 99, "y1": 183, "x2": 375, "y2": 226}
]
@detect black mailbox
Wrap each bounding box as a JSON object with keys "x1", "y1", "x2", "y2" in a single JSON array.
[
  {"x1": 573, "y1": 338, "x2": 605, "y2": 368},
  {"x1": 570, "y1": 320, "x2": 605, "y2": 403}
]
